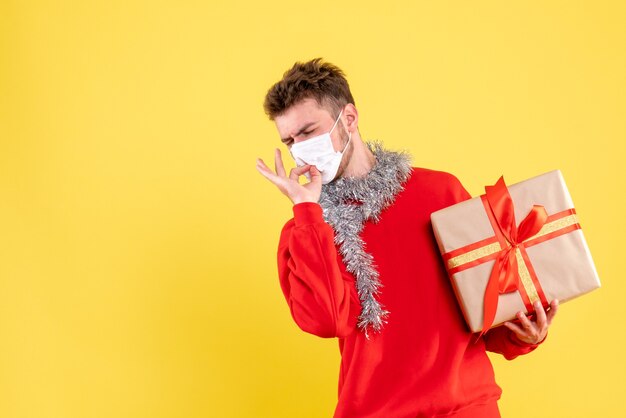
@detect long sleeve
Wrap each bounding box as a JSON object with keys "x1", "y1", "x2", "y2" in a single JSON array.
[
  {"x1": 483, "y1": 325, "x2": 545, "y2": 360},
  {"x1": 277, "y1": 202, "x2": 357, "y2": 338}
]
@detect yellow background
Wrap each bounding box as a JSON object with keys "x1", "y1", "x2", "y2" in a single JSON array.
[{"x1": 1, "y1": 1, "x2": 624, "y2": 417}]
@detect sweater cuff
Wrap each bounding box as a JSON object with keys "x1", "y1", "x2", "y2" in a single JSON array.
[{"x1": 293, "y1": 202, "x2": 324, "y2": 226}]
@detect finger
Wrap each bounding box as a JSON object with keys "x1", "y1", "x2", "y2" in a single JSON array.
[
  {"x1": 309, "y1": 165, "x2": 322, "y2": 185},
  {"x1": 533, "y1": 300, "x2": 548, "y2": 330},
  {"x1": 274, "y1": 148, "x2": 287, "y2": 178},
  {"x1": 518, "y1": 311, "x2": 540, "y2": 341},
  {"x1": 503, "y1": 321, "x2": 525, "y2": 337},
  {"x1": 517, "y1": 311, "x2": 535, "y2": 331},
  {"x1": 256, "y1": 158, "x2": 281, "y2": 184},
  {"x1": 256, "y1": 157, "x2": 274, "y2": 174},
  {"x1": 289, "y1": 165, "x2": 312, "y2": 181},
  {"x1": 546, "y1": 299, "x2": 559, "y2": 325}
]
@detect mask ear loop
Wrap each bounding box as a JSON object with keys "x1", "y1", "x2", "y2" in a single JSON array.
[
  {"x1": 333, "y1": 108, "x2": 351, "y2": 153},
  {"x1": 329, "y1": 108, "x2": 344, "y2": 135},
  {"x1": 330, "y1": 108, "x2": 352, "y2": 154},
  {"x1": 341, "y1": 130, "x2": 352, "y2": 153}
]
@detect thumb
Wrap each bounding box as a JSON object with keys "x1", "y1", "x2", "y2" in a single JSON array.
[
  {"x1": 289, "y1": 164, "x2": 312, "y2": 181},
  {"x1": 309, "y1": 165, "x2": 323, "y2": 184}
]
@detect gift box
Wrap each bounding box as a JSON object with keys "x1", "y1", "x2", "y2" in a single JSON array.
[{"x1": 430, "y1": 170, "x2": 601, "y2": 334}]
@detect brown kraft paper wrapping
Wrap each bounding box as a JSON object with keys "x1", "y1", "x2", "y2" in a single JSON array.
[{"x1": 430, "y1": 170, "x2": 601, "y2": 333}]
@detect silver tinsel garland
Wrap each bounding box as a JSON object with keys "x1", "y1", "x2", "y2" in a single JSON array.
[{"x1": 318, "y1": 141, "x2": 412, "y2": 335}]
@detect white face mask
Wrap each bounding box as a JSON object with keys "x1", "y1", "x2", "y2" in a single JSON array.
[{"x1": 289, "y1": 109, "x2": 352, "y2": 184}]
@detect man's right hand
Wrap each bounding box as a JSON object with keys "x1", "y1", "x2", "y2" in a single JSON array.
[{"x1": 256, "y1": 148, "x2": 322, "y2": 205}]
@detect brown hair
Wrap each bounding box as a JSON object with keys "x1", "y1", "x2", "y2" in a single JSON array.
[{"x1": 263, "y1": 58, "x2": 355, "y2": 120}]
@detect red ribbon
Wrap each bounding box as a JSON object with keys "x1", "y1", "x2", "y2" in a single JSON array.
[{"x1": 479, "y1": 177, "x2": 548, "y2": 336}]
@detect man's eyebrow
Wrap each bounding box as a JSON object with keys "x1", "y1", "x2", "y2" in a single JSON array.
[{"x1": 281, "y1": 122, "x2": 316, "y2": 142}]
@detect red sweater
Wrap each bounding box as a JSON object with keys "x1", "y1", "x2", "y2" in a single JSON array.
[{"x1": 277, "y1": 168, "x2": 542, "y2": 418}]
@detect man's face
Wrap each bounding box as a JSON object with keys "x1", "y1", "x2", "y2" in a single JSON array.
[{"x1": 274, "y1": 97, "x2": 347, "y2": 152}]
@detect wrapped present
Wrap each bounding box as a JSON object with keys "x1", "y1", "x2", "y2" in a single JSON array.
[{"x1": 430, "y1": 170, "x2": 601, "y2": 334}]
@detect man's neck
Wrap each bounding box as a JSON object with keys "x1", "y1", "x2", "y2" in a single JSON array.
[{"x1": 341, "y1": 136, "x2": 376, "y2": 179}]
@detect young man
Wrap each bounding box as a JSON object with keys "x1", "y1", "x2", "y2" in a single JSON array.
[{"x1": 256, "y1": 58, "x2": 558, "y2": 418}]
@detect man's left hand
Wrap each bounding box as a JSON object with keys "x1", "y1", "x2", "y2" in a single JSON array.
[{"x1": 503, "y1": 299, "x2": 559, "y2": 345}]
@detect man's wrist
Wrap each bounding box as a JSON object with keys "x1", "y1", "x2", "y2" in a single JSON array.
[{"x1": 291, "y1": 196, "x2": 319, "y2": 205}]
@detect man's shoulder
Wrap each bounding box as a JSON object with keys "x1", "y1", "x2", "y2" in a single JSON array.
[
  {"x1": 400, "y1": 167, "x2": 470, "y2": 209},
  {"x1": 405, "y1": 167, "x2": 464, "y2": 190}
]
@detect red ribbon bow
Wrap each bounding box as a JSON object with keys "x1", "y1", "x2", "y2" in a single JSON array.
[{"x1": 480, "y1": 177, "x2": 548, "y2": 336}]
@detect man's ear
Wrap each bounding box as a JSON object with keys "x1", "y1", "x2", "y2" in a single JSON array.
[{"x1": 343, "y1": 103, "x2": 359, "y2": 133}]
